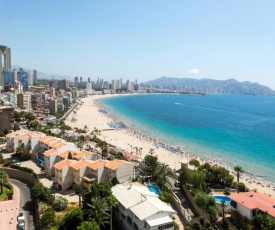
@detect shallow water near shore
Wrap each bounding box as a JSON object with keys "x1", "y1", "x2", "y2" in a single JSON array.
[{"x1": 99, "y1": 94, "x2": 275, "y2": 183}]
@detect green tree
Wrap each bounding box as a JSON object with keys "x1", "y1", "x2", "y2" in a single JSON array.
[
  {"x1": 63, "y1": 207, "x2": 84, "y2": 230},
  {"x1": 86, "y1": 197, "x2": 110, "y2": 227},
  {"x1": 53, "y1": 196, "x2": 68, "y2": 211},
  {"x1": 41, "y1": 207, "x2": 55, "y2": 229},
  {"x1": 107, "y1": 194, "x2": 118, "y2": 230},
  {"x1": 234, "y1": 165, "x2": 243, "y2": 192},
  {"x1": 76, "y1": 221, "x2": 99, "y2": 230},
  {"x1": 154, "y1": 163, "x2": 177, "y2": 190},
  {"x1": 0, "y1": 171, "x2": 9, "y2": 194},
  {"x1": 189, "y1": 159, "x2": 200, "y2": 168},
  {"x1": 13, "y1": 111, "x2": 21, "y2": 122},
  {"x1": 159, "y1": 190, "x2": 173, "y2": 203},
  {"x1": 143, "y1": 153, "x2": 158, "y2": 177},
  {"x1": 194, "y1": 192, "x2": 219, "y2": 218},
  {"x1": 24, "y1": 112, "x2": 36, "y2": 121},
  {"x1": 31, "y1": 182, "x2": 54, "y2": 204}
]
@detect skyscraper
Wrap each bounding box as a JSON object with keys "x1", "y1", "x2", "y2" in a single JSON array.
[
  {"x1": 0, "y1": 45, "x2": 11, "y2": 86},
  {"x1": 33, "y1": 70, "x2": 37, "y2": 85}
]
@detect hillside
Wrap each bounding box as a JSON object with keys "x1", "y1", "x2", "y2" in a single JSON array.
[{"x1": 143, "y1": 77, "x2": 275, "y2": 96}]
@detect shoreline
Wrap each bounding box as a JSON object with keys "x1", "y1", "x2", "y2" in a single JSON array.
[{"x1": 66, "y1": 94, "x2": 275, "y2": 197}]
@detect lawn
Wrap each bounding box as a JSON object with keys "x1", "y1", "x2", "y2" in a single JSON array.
[{"x1": 0, "y1": 186, "x2": 9, "y2": 201}]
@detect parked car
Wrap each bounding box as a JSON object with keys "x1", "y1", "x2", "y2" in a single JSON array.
[
  {"x1": 174, "y1": 180, "x2": 181, "y2": 187},
  {"x1": 15, "y1": 163, "x2": 23, "y2": 167},
  {"x1": 18, "y1": 211, "x2": 25, "y2": 221},
  {"x1": 18, "y1": 220, "x2": 25, "y2": 230}
]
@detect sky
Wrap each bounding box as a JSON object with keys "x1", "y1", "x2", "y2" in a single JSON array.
[{"x1": 1, "y1": 0, "x2": 275, "y2": 89}]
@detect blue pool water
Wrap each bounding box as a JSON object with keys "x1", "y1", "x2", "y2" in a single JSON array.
[
  {"x1": 214, "y1": 195, "x2": 231, "y2": 205},
  {"x1": 148, "y1": 185, "x2": 161, "y2": 195}
]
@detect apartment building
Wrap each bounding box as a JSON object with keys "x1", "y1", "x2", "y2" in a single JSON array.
[
  {"x1": 6, "y1": 129, "x2": 30, "y2": 152},
  {"x1": 105, "y1": 160, "x2": 135, "y2": 183}
]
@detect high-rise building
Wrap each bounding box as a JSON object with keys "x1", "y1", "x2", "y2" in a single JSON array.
[
  {"x1": 88, "y1": 77, "x2": 90, "y2": 83},
  {"x1": 33, "y1": 70, "x2": 37, "y2": 85},
  {"x1": 74, "y1": 76, "x2": 78, "y2": 87},
  {"x1": 17, "y1": 68, "x2": 29, "y2": 91},
  {"x1": 86, "y1": 82, "x2": 93, "y2": 95},
  {"x1": 112, "y1": 80, "x2": 116, "y2": 92},
  {"x1": 80, "y1": 77, "x2": 82, "y2": 83},
  {"x1": 58, "y1": 79, "x2": 69, "y2": 90},
  {"x1": 0, "y1": 45, "x2": 11, "y2": 86},
  {"x1": 28, "y1": 71, "x2": 33, "y2": 85},
  {"x1": 50, "y1": 87, "x2": 55, "y2": 97},
  {"x1": 4, "y1": 71, "x2": 15, "y2": 86},
  {"x1": 49, "y1": 99, "x2": 57, "y2": 115}
]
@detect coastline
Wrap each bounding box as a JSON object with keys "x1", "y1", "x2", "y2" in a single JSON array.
[{"x1": 65, "y1": 94, "x2": 275, "y2": 197}]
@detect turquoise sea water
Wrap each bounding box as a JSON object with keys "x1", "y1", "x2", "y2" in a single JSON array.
[{"x1": 99, "y1": 94, "x2": 275, "y2": 183}]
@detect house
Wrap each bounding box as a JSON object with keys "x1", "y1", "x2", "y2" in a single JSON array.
[
  {"x1": 17, "y1": 131, "x2": 46, "y2": 155},
  {"x1": 70, "y1": 160, "x2": 91, "y2": 186},
  {"x1": 105, "y1": 160, "x2": 135, "y2": 183},
  {"x1": 82, "y1": 160, "x2": 109, "y2": 187},
  {"x1": 54, "y1": 159, "x2": 77, "y2": 191},
  {"x1": 5, "y1": 129, "x2": 30, "y2": 152},
  {"x1": 229, "y1": 191, "x2": 275, "y2": 220},
  {"x1": 124, "y1": 152, "x2": 140, "y2": 162},
  {"x1": 57, "y1": 150, "x2": 76, "y2": 162},
  {"x1": 73, "y1": 150, "x2": 101, "y2": 161},
  {"x1": 112, "y1": 182, "x2": 176, "y2": 230}
]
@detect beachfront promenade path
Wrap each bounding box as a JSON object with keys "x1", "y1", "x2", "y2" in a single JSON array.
[{"x1": 0, "y1": 184, "x2": 20, "y2": 230}]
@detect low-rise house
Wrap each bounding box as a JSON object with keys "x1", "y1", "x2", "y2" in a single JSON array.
[
  {"x1": 6, "y1": 129, "x2": 30, "y2": 152},
  {"x1": 124, "y1": 152, "x2": 140, "y2": 162},
  {"x1": 70, "y1": 160, "x2": 91, "y2": 186},
  {"x1": 82, "y1": 160, "x2": 109, "y2": 187},
  {"x1": 17, "y1": 131, "x2": 46, "y2": 155},
  {"x1": 54, "y1": 159, "x2": 77, "y2": 191},
  {"x1": 112, "y1": 182, "x2": 176, "y2": 230},
  {"x1": 58, "y1": 150, "x2": 76, "y2": 162},
  {"x1": 73, "y1": 150, "x2": 101, "y2": 161},
  {"x1": 229, "y1": 191, "x2": 275, "y2": 220},
  {"x1": 106, "y1": 160, "x2": 135, "y2": 183}
]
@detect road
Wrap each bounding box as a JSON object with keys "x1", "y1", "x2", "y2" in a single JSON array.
[{"x1": 10, "y1": 179, "x2": 36, "y2": 230}]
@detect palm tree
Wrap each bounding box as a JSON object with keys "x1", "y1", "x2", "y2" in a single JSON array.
[
  {"x1": 0, "y1": 171, "x2": 9, "y2": 194},
  {"x1": 86, "y1": 196, "x2": 110, "y2": 227},
  {"x1": 139, "y1": 147, "x2": 143, "y2": 156},
  {"x1": 154, "y1": 163, "x2": 177, "y2": 190},
  {"x1": 149, "y1": 148, "x2": 155, "y2": 155},
  {"x1": 234, "y1": 165, "x2": 243, "y2": 192},
  {"x1": 107, "y1": 195, "x2": 118, "y2": 230},
  {"x1": 220, "y1": 200, "x2": 227, "y2": 222}
]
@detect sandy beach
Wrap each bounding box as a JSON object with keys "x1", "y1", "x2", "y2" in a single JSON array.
[{"x1": 65, "y1": 94, "x2": 275, "y2": 197}]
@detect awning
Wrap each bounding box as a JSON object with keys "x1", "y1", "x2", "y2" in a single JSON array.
[{"x1": 147, "y1": 216, "x2": 173, "y2": 227}]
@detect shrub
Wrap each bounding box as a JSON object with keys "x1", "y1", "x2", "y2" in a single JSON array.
[
  {"x1": 62, "y1": 208, "x2": 83, "y2": 230},
  {"x1": 53, "y1": 196, "x2": 68, "y2": 212},
  {"x1": 31, "y1": 182, "x2": 54, "y2": 204},
  {"x1": 41, "y1": 207, "x2": 55, "y2": 229},
  {"x1": 76, "y1": 221, "x2": 99, "y2": 230}
]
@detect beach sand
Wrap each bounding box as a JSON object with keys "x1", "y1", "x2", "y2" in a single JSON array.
[{"x1": 66, "y1": 95, "x2": 275, "y2": 197}]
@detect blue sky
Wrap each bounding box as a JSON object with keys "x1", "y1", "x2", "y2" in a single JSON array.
[{"x1": 1, "y1": 0, "x2": 275, "y2": 89}]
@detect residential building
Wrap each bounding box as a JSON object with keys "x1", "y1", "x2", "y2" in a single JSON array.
[
  {"x1": 229, "y1": 191, "x2": 275, "y2": 220},
  {"x1": 0, "y1": 45, "x2": 11, "y2": 87},
  {"x1": 5, "y1": 129, "x2": 30, "y2": 152},
  {"x1": 54, "y1": 159, "x2": 76, "y2": 191},
  {"x1": 73, "y1": 150, "x2": 101, "y2": 161},
  {"x1": 49, "y1": 99, "x2": 57, "y2": 115},
  {"x1": 71, "y1": 160, "x2": 91, "y2": 187},
  {"x1": 86, "y1": 82, "x2": 93, "y2": 95},
  {"x1": 83, "y1": 160, "x2": 109, "y2": 186},
  {"x1": 17, "y1": 131, "x2": 46, "y2": 154},
  {"x1": 0, "y1": 106, "x2": 14, "y2": 133},
  {"x1": 33, "y1": 70, "x2": 37, "y2": 85},
  {"x1": 112, "y1": 182, "x2": 176, "y2": 230},
  {"x1": 105, "y1": 160, "x2": 135, "y2": 183}
]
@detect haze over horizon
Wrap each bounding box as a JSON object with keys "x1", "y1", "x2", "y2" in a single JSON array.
[{"x1": 1, "y1": 1, "x2": 275, "y2": 89}]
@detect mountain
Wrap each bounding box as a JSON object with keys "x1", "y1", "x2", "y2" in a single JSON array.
[
  {"x1": 11, "y1": 65, "x2": 72, "y2": 80},
  {"x1": 143, "y1": 77, "x2": 275, "y2": 96}
]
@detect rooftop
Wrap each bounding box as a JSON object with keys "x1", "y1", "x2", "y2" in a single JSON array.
[
  {"x1": 229, "y1": 191, "x2": 275, "y2": 217},
  {"x1": 73, "y1": 150, "x2": 89, "y2": 160},
  {"x1": 54, "y1": 160, "x2": 76, "y2": 170},
  {"x1": 106, "y1": 160, "x2": 130, "y2": 170},
  {"x1": 43, "y1": 149, "x2": 59, "y2": 156},
  {"x1": 88, "y1": 160, "x2": 108, "y2": 170},
  {"x1": 70, "y1": 160, "x2": 90, "y2": 170},
  {"x1": 58, "y1": 150, "x2": 75, "y2": 158}
]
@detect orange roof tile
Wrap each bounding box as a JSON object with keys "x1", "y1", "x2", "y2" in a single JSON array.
[
  {"x1": 48, "y1": 140, "x2": 61, "y2": 148},
  {"x1": 73, "y1": 150, "x2": 89, "y2": 160},
  {"x1": 54, "y1": 160, "x2": 75, "y2": 170},
  {"x1": 58, "y1": 150, "x2": 75, "y2": 158},
  {"x1": 70, "y1": 161, "x2": 90, "y2": 170},
  {"x1": 88, "y1": 160, "x2": 108, "y2": 170},
  {"x1": 105, "y1": 160, "x2": 127, "y2": 170},
  {"x1": 229, "y1": 191, "x2": 275, "y2": 217},
  {"x1": 55, "y1": 143, "x2": 67, "y2": 149},
  {"x1": 17, "y1": 134, "x2": 30, "y2": 141},
  {"x1": 40, "y1": 136, "x2": 53, "y2": 143},
  {"x1": 43, "y1": 149, "x2": 59, "y2": 156},
  {"x1": 43, "y1": 137, "x2": 56, "y2": 145}
]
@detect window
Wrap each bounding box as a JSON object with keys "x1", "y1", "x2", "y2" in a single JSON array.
[
  {"x1": 158, "y1": 223, "x2": 174, "y2": 230},
  {"x1": 252, "y1": 209, "x2": 256, "y2": 217}
]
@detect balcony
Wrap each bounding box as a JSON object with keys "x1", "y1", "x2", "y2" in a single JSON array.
[{"x1": 82, "y1": 175, "x2": 97, "y2": 188}]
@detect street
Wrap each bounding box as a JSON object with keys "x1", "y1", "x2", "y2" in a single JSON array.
[{"x1": 10, "y1": 179, "x2": 36, "y2": 230}]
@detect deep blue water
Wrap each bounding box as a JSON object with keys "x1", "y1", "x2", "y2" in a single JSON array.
[{"x1": 99, "y1": 94, "x2": 275, "y2": 183}]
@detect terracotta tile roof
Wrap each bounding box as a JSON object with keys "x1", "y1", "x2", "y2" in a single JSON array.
[
  {"x1": 229, "y1": 191, "x2": 275, "y2": 217},
  {"x1": 43, "y1": 149, "x2": 59, "y2": 156},
  {"x1": 106, "y1": 160, "x2": 128, "y2": 170},
  {"x1": 6, "y1": 130, "x2": 29, "y2": 138},
  {"x1": 88, "y1": 160, "x2": 109, "y2": 170},
  {"x1": 54, "y1": 160, "x2": 76, "y2": 170},
  {"x1": 40, "y1": 136, "x2": 54, "y2": 144},
  {"x1": 43, "y1": 137, "x2": 57, "y2": 145},
  {"x1": 58, "y1": 150, "x2": 75, "y2": 158},
  {"x1": 73, "y1": 150, "x2": 89, "y2": 160},
  {"x1": 55, "y1": 143, "x2": 67, "y2": 149},
  {"x1": 48, "y1": 140, "x2": 62, "y2": 148},
  {"x1": 17, "y1": 134, "x2": 30, "y2": 141},
  {"x1": 70, "y1": 160, "x2": 90, "y2": 170}
]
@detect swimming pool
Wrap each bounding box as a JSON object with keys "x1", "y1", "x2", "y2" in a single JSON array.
[
  {"x1": 213, "y1": 195, "x2": 231, "y2": 205},
  {"x1": 148, "y1": 185, "x2": 161, "y2": 195}
]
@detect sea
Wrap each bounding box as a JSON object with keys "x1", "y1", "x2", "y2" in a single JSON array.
[{"x1": 99, "y1": 94, "x2": 275, "y2": 184}]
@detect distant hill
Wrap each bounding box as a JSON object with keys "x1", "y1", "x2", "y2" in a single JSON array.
[
  {"x1": 143, "y1": 77, "x2": 275, "y2": 96},
  {"x1": 11, "y1": 65, "x2": 71, "y2": 80}
]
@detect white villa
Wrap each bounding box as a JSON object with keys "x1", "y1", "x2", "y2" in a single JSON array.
[{"x1": 112, "y1": 182, "x2": 176, "y2": 230}]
